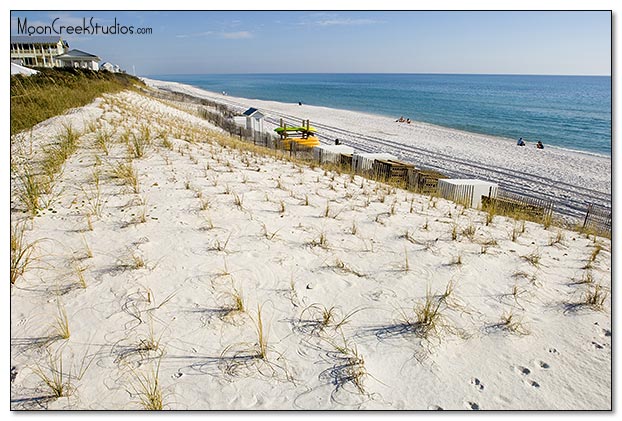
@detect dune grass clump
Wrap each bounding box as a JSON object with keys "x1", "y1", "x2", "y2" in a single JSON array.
[
  {"x1": 95, "y1": 128, "x2": 112, "y2": 155},
  {"x1": 233, "y1": 192, "x2": 244, "y2": 210},
  {"x1": 254, "y1": 305, "x2": 269, "y2": 360},
  {"x1": 217, "y1": 287, "x2": 245, "y2": 319},
  {"x1": 311, "y1": 231, "x2": 329, "y2": 249},
  {"x1": 583, "y1": 243, "x2": 604, "y2": 269},
  {"x1": 295, "y1": 303, "x2": 362, "y2": 336},
  {"x1": 573, "y1": 271, "x2": 594, "y2": 286},
  {"x1": 548, "y1": 230, "x2": 565, "y2": 246},
  {"x1": 137, "y1": 319, "x2": 164, "y2": 353},
  {"x1": 583, "y1": 283, "x2": 608, "y2": 311},
  {"x1": 112, "y1": 161, "x2": 139, "y2": 193},
  {"x1": 72, "y1": 260, "x2": 88, "y2": 289},
  {"x1": 10, "y1": 223, "x2": 39, "y2": 285},
  {"x1": 521, "y1": 249, "x2": 541, "y2": 267},
  {"x1": 451, "y1": 224, "x2": 458, "y2": 241},
  {"x1": 15, "y1": 166, "x2": 43, "y2": 216},
  {"x1": 323, "y1": 201, "x2": 331, "y2": 218},
  {"x1": 496, "y1": 311, "x2": 530, "y2": 335},
  {"x1": 218, "y1": 304, "x2": 292, "y2": 382},
  {"x1": 319, "y1": 334, "x2": 369, "y2": 399},
  {"x1": 213, "y1": 232, "x2": 232, "y2": 252},
  {"x1": 128, "y1": 133, "x2": 148, "y2": 159},
  {"x1": 131, "y1": 359, "x2": 164, "y2": 410},
  {"x1": 462, "y1": 224, "x2": 476, "y2": 241},
  {"x1": 261, "y1": 223, "x2": 281, "y2": 241},
  {"x1": 81, "y1": 184, "x2": 104, "y2": 218},
  {"x1": 413, "y1": 289, "x2": 444, "y2": 339},
  {"x1": 32, "y1": 351, "x2": 72, "y2": 398},
  {"x1": 53, "y1": 300, "x2": 71, "y2": 340}
]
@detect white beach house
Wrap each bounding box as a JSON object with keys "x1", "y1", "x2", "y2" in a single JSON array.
[
  {"x1": 242, "y1": 107, "x2": 265, "y2": 133},
  {"x1": 100, "y1": 62, "x2": 122, "y2": 73},
  {"x1": 10, "y1": 35, "x2": 69, "y2": 68},
  {"x1": 56, "y1": 49, "x2": 101, "y2": 70}
]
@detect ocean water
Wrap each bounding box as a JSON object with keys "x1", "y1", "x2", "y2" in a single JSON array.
[{"x1": 150, "y1": 73, "x2": 611, "y2": 156}]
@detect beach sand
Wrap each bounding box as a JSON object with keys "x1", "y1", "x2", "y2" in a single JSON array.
[
  {"x1": 10, "y1": 89, "x2": 611, "y2": 410},
  {"x1": 143, "y1": 78, "x2": 611, "y2": 221}
]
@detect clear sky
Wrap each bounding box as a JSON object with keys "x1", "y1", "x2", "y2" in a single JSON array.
[{"x1": 10, "y1": 10, "x2": 611, "y2": 76}]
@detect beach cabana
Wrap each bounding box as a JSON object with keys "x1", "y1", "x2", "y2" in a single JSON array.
[
  {"x1": 437, "y1": 179, "x2": 498, "y2": 208},
  {"x1": 242, "y1": 107, "x2": 265, "y2": 133}
]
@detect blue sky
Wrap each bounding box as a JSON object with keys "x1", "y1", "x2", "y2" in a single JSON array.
[{"x1": 10, "y1": 11, "x2": 611, "y2": 76}]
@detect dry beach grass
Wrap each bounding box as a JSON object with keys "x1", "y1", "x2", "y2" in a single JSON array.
[{"x1": 9, "y1": 86, "x2": 611, "y2": 410}]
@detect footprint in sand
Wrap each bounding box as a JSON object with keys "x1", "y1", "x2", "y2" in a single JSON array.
[
  {"x1": 464, "y1": 401, "x2": 480, "y2": 410},
  {"x1": 536, "y1": 360, "x2": 550, "y2": 369},
  {"x1": 524, "y1": 379, "x2": 541, "y2": 389},
  {"x1": 601, "y1": 328, "x2": 612, "y2": 338},
  {"x1": 548, "y1": 347, "x2": 559, "y2": 355},
  {"x1": 427, "y1": 404, "x2": 443, "y2": 410},
  {"x1": 470, "y1": 378, "x2": 485, "y2": 391},
  {"x1": 591, "y1": 341, "x2": 604, "y2": 350},
  {"x1": 513, "y1": 365, "x2": 531, "y2": 376}
]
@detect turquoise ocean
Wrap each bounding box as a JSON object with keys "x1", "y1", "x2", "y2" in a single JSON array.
[{"x1": 149, "y1": 73, "x2": 611, "y2": 156}]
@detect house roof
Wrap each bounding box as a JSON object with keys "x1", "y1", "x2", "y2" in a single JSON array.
[
  {"x1": 56, "y1": 49, "x2": 101, "y2": 61},
  {"x1": 11, "y1": 35, "x2": 68, "y2": 46},
  {"x1": 243, "y1": 107, "x2": 264, "y2": 117}
]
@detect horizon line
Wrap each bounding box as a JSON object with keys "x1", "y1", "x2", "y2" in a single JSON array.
[{"x1": 144, "y1": 71, "x2": 611, "y2": 77}]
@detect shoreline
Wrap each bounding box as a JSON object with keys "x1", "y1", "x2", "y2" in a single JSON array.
[
  {"x1": 144, "y1": 77, "x2": 611, "y2": 159},
  {"x1": 145, "y1": 74, "x2": 611, "y2": 159},
  {"x1": 143, "y1": 77, "x2": 611, "y2": 219}
]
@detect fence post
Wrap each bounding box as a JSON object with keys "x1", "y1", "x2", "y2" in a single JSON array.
[{"x1": 583, "y1": 204, "x2": 592, "y2": 229}]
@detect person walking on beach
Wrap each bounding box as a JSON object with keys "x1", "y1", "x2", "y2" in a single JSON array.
[
  {"x1": 517, "y1": 137, "x2": 526, "y2": 146},
  {"x1": 536, "y1": 140, "x2": 544, "y2": 149}
]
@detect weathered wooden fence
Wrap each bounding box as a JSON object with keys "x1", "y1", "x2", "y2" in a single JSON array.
[
  {"x1": 482, "y1": 189, "x2": 554, "y2": 223},
  {"x1": 582, "y1": 203, "x2": 612, "y2": 236},
  {"x1": 407, "y1": 168, "x2": 447, "y2": 194}
]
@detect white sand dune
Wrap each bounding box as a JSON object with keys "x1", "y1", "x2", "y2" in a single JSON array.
[
  {"x1": 10, "y1": 89, "x2": 611, "y2": 410},
  {"x1": 143, "y1": 78, "x2": 611, "y2": 221}
]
